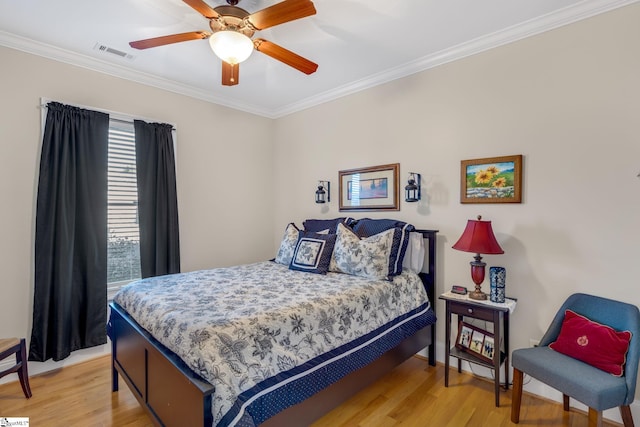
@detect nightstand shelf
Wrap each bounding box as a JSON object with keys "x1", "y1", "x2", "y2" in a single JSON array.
[
  {"x1": 448, "y1": 346, "x2": 507, "y2": 368},
  {"x1": 439, "y1": 292, "x2": 516, "y2": 407}
]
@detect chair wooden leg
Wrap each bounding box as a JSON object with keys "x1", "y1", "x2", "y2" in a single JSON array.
[
  {"x1": 620, "y1": 405, "x2": 634, "y2": 427},
  {"x1": 563, "y1": 394, "x2": 570, "y2": 411},
  {"x1": 511, "y1": 368, "x2": 524, "y2": 423},
  {"x1": 588, "y1": 407, "x2": 603, "y2": 427},
  {"x1": 16, "y1": 338, "x2": 32, "y2": 398}
]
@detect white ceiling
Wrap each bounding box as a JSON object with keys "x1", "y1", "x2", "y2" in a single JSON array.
[{"x1": 0, "y1": 0, "x2": 635, "y2": 118}]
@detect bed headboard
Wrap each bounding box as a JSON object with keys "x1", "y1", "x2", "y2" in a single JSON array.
[
  {"x1": 415, "y1": 228, "x2": 438, "y2": 365},
  {"x1": 414, "y1": 229, "x2": 438, "y2": 300}
]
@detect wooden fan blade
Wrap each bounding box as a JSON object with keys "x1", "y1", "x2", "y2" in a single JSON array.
[
  {"x1": 130, "y1": 31, "x2": 210, "y2": 49},
  {"x1": 247, "y1": 0, "x2": 316, "y2": 30},
  {"x1": 182, "y1": 0, "x2": 219, "y2": 19},
  {"x1": 254, "y1": 39, "x2": 318, "y2": 75},
  {"x1": 222, "y1": 61, "x2": 240, "y2": 86}
]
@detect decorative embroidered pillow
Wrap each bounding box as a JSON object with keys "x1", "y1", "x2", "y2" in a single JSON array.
[
  {"x1": 549, "y1": 309, "x2": 632, "y2": 376},
  {"x1": 275, "y1": 223, "x2": 300, "y2": 265},
  {"x1": 330, "y1": 223, "x2": 395, "y2": 280},
  {"x1": 288, "y1": 231, "x2": 337, "y2": 274},
  {"x1": 350, "y1": 218, "x2": 415, "y2": 276}
]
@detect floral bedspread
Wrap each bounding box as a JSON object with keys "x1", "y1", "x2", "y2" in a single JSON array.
[{"x1": 113, "y1": 261, "x2": 433, "y2": 426}]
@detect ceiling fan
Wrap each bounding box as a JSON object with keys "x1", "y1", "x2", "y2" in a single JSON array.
[{"x1": 129, "y1": 0, "x2": 318, "y2": 86}]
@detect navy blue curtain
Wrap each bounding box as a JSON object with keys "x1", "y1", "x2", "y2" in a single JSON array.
[
  {"x1": 29, "y1": 102, "x2": 109, "y2": 362},
  {"x1": 134, "y1": 120, "x2": 180, "y2": 278}
]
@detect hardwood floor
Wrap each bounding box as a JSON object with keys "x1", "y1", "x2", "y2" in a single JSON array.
[{"x1": 0, "y1": 355, "x2": 620, "y2": 426}]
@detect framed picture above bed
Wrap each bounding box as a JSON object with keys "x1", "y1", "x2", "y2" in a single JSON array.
[
  {"x1": 460, "y1": 154, "x2": 523, "y2": 204},
  {"x1": 339, "y1": 163, "x2": 400, "y2": 211}
]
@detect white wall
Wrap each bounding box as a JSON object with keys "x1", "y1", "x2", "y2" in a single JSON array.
[
  {"x1": 273, "y1": 3, "x2": 640, "y2": 421},
  {"x1": 0, "y1": 45, "x2": 275, "y2": 375}
]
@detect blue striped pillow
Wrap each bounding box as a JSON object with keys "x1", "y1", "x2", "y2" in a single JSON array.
[{"x1": 302, "y1": 217, "x2": 354, "y2": 234}]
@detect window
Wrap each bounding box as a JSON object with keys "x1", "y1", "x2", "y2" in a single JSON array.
[
  {"x1": 107, "y1": 120, "x2": 140, "y2": 298},
  {"x1": 39, "y1": 100, "x2": 177, "y2": 301}
]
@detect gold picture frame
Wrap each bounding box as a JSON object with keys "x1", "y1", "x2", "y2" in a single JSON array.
[
  {"x1": 339, "y1": 163, "x2": 399, "y2": 211},
  {"x1": 460, "y1": 155, "x2": 523, "y2": 203}
]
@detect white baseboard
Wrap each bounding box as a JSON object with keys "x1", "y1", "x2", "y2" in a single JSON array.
[
  {"x1": 0, "y1": 343, "x2": 110, "y2": 386},
  {"x1": 3, "y1": 341, "x2": 638, "y2": 425},
  {"x1": 523, "y1": 376, "x2": 640, "y2": 424},
  {"x1": 434, "y1": 345, "x2": 639, "y2": 425}
]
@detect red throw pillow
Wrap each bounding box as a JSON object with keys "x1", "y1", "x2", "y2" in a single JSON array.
[{"x1": 549, "y1": 309, "x2": 632, "y2": 376}]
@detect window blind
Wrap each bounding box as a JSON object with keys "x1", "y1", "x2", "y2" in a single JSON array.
[{"x1": 107, "y1": 120, "x2": 141, "y2": 295}]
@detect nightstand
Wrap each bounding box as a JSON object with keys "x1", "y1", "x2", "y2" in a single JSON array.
[{"x1": 439, "y1": 292, "x2": 517, "y2": 407}]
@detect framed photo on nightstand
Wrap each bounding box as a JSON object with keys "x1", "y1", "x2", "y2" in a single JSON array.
[{"x1": 456, "y1": 321, "x2": 494, "y2": 363}]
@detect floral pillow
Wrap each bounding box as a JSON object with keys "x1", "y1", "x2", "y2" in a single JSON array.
[
  {"x1": 289, "y1": 231, "x2": 337, "y2": 274},
  {"x1": 275, "y1": 223, "x2": 300, "y2": 265},
  {"x1": 350, "y1": 218, "x2": 415, "y2": 277},
  {"x1": 330, "y1": 223, "x2": 395, "y2": 280}
]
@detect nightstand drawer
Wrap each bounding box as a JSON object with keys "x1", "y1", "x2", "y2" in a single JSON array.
[{"x1": 449, "y1": 301, "x2": 494, "y2": 321}]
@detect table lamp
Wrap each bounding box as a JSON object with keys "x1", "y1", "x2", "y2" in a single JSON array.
[{"x1": 452, "y1": 215, "x2": 504, "y2": 300}]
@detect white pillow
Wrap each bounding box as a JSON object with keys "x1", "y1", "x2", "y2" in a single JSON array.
[
  {"x1": 402, "y1": 232, "x2": 425, "y2": 273},
  {"x1": 275, "y1": 223, "x2": 300, "y2": 265},
  {"x1": 330, "y1": 223, "x2": 395, "y2": 280}
]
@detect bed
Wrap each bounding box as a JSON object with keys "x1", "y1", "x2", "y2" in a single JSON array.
[{"x1": 108, "y1": 220, "x2": 438, "y2": 427}]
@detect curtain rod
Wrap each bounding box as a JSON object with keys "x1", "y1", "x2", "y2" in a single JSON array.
[
  {"x1": 109, "y1": 116, "x2": 176, "y2": 131},
  {"x1": 39, "y1": 101, "x2": 176, "y2": 131}
]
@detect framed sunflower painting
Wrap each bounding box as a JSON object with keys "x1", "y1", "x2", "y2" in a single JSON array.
[{"x1": 460, "y1": 155, "x2": 523, "y2": 203}]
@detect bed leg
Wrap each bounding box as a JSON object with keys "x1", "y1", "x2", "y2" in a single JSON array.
[
  {"x1": 428, "y1": 323, "x2": 436, "y2": 366},
  {"x1": 112, "y1": 359, "x2": 119, "y2": 392},
  {"x1": 107, "y1": 319, "x2": 119, "y2": 392},
  {"x1": 108, "y1": 326, "x2": 119, "y2": 391}
]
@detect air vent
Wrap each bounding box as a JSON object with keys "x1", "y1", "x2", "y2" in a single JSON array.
[{"x1": 93, "y1": 43, "x2": 135, "y2": 60}]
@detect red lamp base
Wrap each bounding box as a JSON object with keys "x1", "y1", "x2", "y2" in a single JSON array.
[{"x1": 468, "y1": 257, "x2": 487, "y2": 300}]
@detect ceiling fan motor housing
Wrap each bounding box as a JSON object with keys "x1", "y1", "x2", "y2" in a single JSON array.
[{"x1": 210, "y1": 5, "x2": 255, "y2": 37}]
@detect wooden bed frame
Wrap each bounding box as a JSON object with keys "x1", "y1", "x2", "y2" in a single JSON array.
[{"x1": 108, "y1": 229, "x2": 438, "y2": 427}]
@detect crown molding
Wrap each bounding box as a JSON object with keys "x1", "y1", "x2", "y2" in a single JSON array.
[
  {"x1": 1, "y1": 0, "x2": 637, "y2": 119},
  {"x1": 271, "y1": 0, "x2": 639, "y2": 117},
  {"x1": 0, "y1": 30, "x2": 270, "y2": 117}
]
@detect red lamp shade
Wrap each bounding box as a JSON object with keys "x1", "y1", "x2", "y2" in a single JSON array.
[
  {"x1": 452, "y1": 217, "x2": 504, "y2": 255},
  {"x1": 452, "y1": 215, "x2": 504, "y2": 300}
]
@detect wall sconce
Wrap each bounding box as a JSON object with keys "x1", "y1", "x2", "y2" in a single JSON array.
[
  {"x1": 405, "y1": 173, "x2": 421, "y2": 202},
  {"x1": 315, "y1": 181, "x2": 330, "y2": 204}
]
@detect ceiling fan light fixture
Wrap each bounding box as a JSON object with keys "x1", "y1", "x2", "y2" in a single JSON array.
[{"x1": 209, "y1": 30, "x2": 254, "y2": 64}]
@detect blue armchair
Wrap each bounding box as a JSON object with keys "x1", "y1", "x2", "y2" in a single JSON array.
[{"x1": 511, "y1": 293, "x2": 640, "y2": 426}]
